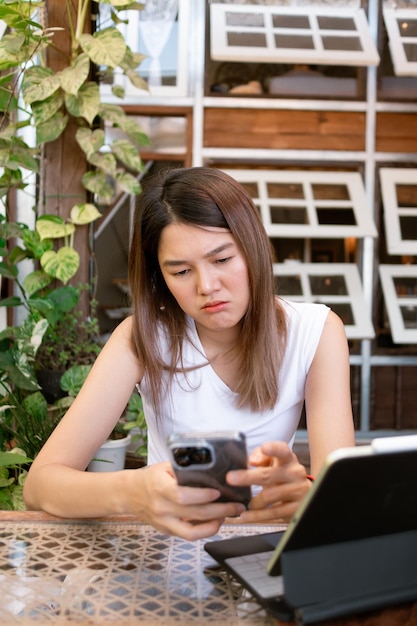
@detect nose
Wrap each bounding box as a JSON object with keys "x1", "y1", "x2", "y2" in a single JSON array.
[{"x1": 196, "y1": 266, "x2": 219, "y2": 296}]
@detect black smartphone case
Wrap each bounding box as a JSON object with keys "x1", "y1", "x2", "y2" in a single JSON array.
[{"x1": 168, "y1": 432, "x2": 251, "y2": 507}]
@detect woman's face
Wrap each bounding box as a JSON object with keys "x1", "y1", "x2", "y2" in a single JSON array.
[{"x1": 158, "y1": 222, "x2": 250, "y2": 337}]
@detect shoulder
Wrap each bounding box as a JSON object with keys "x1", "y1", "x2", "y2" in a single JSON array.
[
  {"x1": 319, "y1": 309, "x2": 348, "y2": 344},
  {"x1": 110, "y1": 315, "x2": 134, "y2": 341},
  {"x1": 278, "y1": 298, "x2": 330, "y2": 327},
  {"x1": 102, "y1": 316, "x2": 135, "y2": 355}
]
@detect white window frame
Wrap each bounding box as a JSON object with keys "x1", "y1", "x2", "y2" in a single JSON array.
[
  {"x1": 222, "y1": 169, "x2": 377, "y2": 239},
  {"x1": 383, "y1": 8, "x2": 417, "y2": 77},
  {"x1": 379, "y1": 265, "x2": 417, "y2": 344},
  {"x1": 210, "y1": 4, "x2": 379, "y2": 66},
  {"x1": 379, "y1": 168, "x2": 417, "y2": 256},
  {"x1": 100, "y1": 0, "x2": 190, "y2": 100},
  {"x1": 273, "y1": 262, "x2": 375, "y2": 339}
]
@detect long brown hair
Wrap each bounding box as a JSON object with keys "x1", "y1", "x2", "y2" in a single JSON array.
[{"x1": 128, "y1": 167, "x2": 287, "y2": 413}]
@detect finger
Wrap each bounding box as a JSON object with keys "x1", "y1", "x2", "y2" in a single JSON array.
[
  {"x1": 248, "y1": 481, "x2": 309, "y2": 511},
  {"x1": 151, "y1": 515, "x2": 225, "y2": 541},
  {"x1": 170, "y1": 518, "x2": 226, "y2": 541},
  {"x1": 238, "y1": 500, "x2": 299, "y2": 524},
  {"x1": 260, "y1": 441, "x2": 296, "y2": 466},
  {"x1": 174, "y1": 485, "x2": 224, "y2": 505},
  {"x1": 172, "y1": 499, "x2": 246, "y2": 522},
  {"x1": 227, "y1": 464, "x2": 288, "y2": 487}
]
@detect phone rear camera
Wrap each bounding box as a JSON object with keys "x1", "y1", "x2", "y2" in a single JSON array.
[{"x1": 173, "y1": 446, "x2": 212, "y2": 467}]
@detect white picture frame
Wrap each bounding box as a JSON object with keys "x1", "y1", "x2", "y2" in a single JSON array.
[
  {"x1": 222, "y1": 169, "x2": 377, "y2": 239},
  {"x1": 210, "y1": 4, "x2": 379, "y2": 67},
  {"x1": 383, "y1": 8, "x2": 417, "y2": 77},
  {"x1": 379, "y1": 168, "x2": 417, "y2": 256},
  {"x1": 379, "y1": 265, "x2": 417, "y2": 344},
  {"x1": 273, "y1": 262, "x2": 375, "y2": 340}
]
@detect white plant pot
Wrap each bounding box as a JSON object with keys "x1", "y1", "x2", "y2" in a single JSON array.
[
  {"x1": 88, "y1": 435, "x2": 131, "y2": 472},
  {"x1": 126, "y1": 427, "x2": 146, "y2": 455}
]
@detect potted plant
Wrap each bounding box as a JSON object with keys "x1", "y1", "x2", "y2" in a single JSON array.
[
  {"x1": 55, "y1": 363, "x2": 131, "y2": 472},
  {"x1": 87, "y1": 426, "x2": 132, "y2": 472},
  {"x1": 87, "y1": 390, "x2": 147, "y2": 473},
  {"x1": 0, "y1": 210, "x2": 103, "y2": 457}
]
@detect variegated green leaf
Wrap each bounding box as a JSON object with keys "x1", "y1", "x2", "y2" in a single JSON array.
[
  {"x1": 29, "y1": 319, "x2": 49, "y2": 354},
  {"x1": 70, "y1": 203, "x2": 102, "y2": 226},
  {"x1": 36, "y1": 219, "x2": 75, "y2": 241},
  {"x1": 40, "y1": 247, "x2": 80, "y2": 284},
  {"x1": 103, "y1": 1, "x2": 145, "y2": 7},
  {"x1": 22, "y1": 227, "x2": 53, "y2": 257},
  {"x1": 23, "y1": 270, "x2": 53, "y2": 297},
  {"x1": 116, "y1": 172, "x2": 141, "y2": 195},
  {"x1": 111, "y1": 84, "x2": 125, "y2": 99},
  {"x1": 31, "y1": 91, "x2": 64, "y2": 125},
  {"x1": 3, "y1": 140, "x2": 39, "y2": 172},
  {"x1": 79, "y1": 28, "x2": 126, "y2": 68},
  {"x1": 36, "y1": 111, "x2": 68, "y2": 145},
  {"x1": 88, "y1": 151, "x2": 117, "y2": 177},
  {"x1": 111, "y1": 139, "x2": 142, "y2": 172},
  {"x1": 75, "y1": 128, "x2": 105, "y2": 159},
  {"x1": 99, "y1": 103, "x2": 126, "y2": 125},
  {"x1": 22, "y1": 66, "x2": 61, "y2": 105},
  {"x1": 65, "y1": 82, "x2": 100, "y2": 125},
  {"x1": 117, "y1": 115, "x2": 150, "y2": 146},
  {"x1": 82, "y1": 171, "x2": 114, "y2": 203},
  {"x1": 0, "y1": 37, "x2": 43, "y2": 72},
  {"x1": 119, "y1": 47, "x2": 146, "y2": 72},
  {"x1": 99, "y1": 105, "x2": 150, "y2": 146},
  {"x1": 60, "y1": 52, "x2": 90, "y2": 96},
  {"x1": 125, "y1": 68, "x2": 149, "y2": 91}
]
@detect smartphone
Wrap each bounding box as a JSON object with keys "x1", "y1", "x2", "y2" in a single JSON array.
[{"x1": 167, "y1": 431, "x2": 251, "y2": 507}]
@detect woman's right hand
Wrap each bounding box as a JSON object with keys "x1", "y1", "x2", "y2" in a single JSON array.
[{"x1": 129, "y1": 462, "x2": 246, "y2": 540}]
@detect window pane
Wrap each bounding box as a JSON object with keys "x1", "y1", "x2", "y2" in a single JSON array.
[
  {"x1": 273, "y1": 15, "x2": 310, "y2": 29},
  {"x1": 228, "y1": 32, "x2": 267, "y2": 47},
  {"x1": 271, "y1": 207, "x2": 307, "y2": 224},
  {"x1": 309, "y1": 275, "x2": 348, "y2": 295},
  {"x1": 226, "y1": 11, "x2": 264, "y2": 27},
  {"x1": 318, "y1": 17, "x2": 356, "y2": 31},
  {"x1": 274, "y1": 274, "x2": 303, "y2": 296}
]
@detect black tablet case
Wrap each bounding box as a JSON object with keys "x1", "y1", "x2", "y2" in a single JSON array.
[{"x1": 205, "y1": 448, "x2": 417, "y2": 624}]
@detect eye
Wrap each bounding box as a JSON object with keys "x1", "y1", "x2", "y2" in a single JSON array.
[
  {"x1": 216, "y1": 256, "x2": 232, "y2": 265},
  {"x1": 173, "y1": 268, "x2": 190, "y2": 276}
]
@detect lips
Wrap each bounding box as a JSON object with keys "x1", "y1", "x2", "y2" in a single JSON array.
[{"x1": 202, "y1": 301, "x2": 227, "y2": 312}]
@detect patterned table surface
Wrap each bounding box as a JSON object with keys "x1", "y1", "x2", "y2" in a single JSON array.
[{"x1": 0, "y1": 515, "x2": 286, "y2": 625}]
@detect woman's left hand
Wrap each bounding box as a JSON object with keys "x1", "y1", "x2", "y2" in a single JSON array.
[{"x1": 226, "y1": 441, "x2": 312, "y2": 523}]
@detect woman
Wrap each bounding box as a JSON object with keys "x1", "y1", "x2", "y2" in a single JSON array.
[{"x1": 24, "y1": 167, "x2": 355, "y2": 539}]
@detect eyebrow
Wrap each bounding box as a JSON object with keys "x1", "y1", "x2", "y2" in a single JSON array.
[{"x1": 161, "y1": 242, "x2": 235, "y2": 267}]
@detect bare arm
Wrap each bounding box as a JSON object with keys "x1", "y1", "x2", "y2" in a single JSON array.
[
  {"x1": 304, "y1": 309, "x2": 355, "y2": 477},
  {"x1": 24, "y1": 317, "x2": 142, "y2": 515},
  {"x1": 228, "y1": 310, "x2": 355, "y2": 523},
  {"x1": 24, "y1": 317, "x2": 244, "y2": 538}
]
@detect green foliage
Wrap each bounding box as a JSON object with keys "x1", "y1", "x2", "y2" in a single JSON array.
[
  {"x1": 0, "y1": 0, "x2": 149, "y2": 207},
  {"x1": 0, "y1": 449, "x2": 32, "y2": 510},
  {"x1": 60, "y1": 363, "x2": 93, "y2": 397},
  {"x1": 0, "y1": 1, "x2": 149, "y2": 489},
  {"x1": 0, "y1": 389, "x2": 67, "y2": 459},
  {"x1": 123, "y1": 391, "x2": 147, "y2": 458},
  {"x1": 35, "y1": 292, "x2": 102, "y2": 371}
]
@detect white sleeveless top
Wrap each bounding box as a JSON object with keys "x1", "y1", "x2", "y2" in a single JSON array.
[{"x1": 138, "y1": 300, "x2": 329, "y2": 465}]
